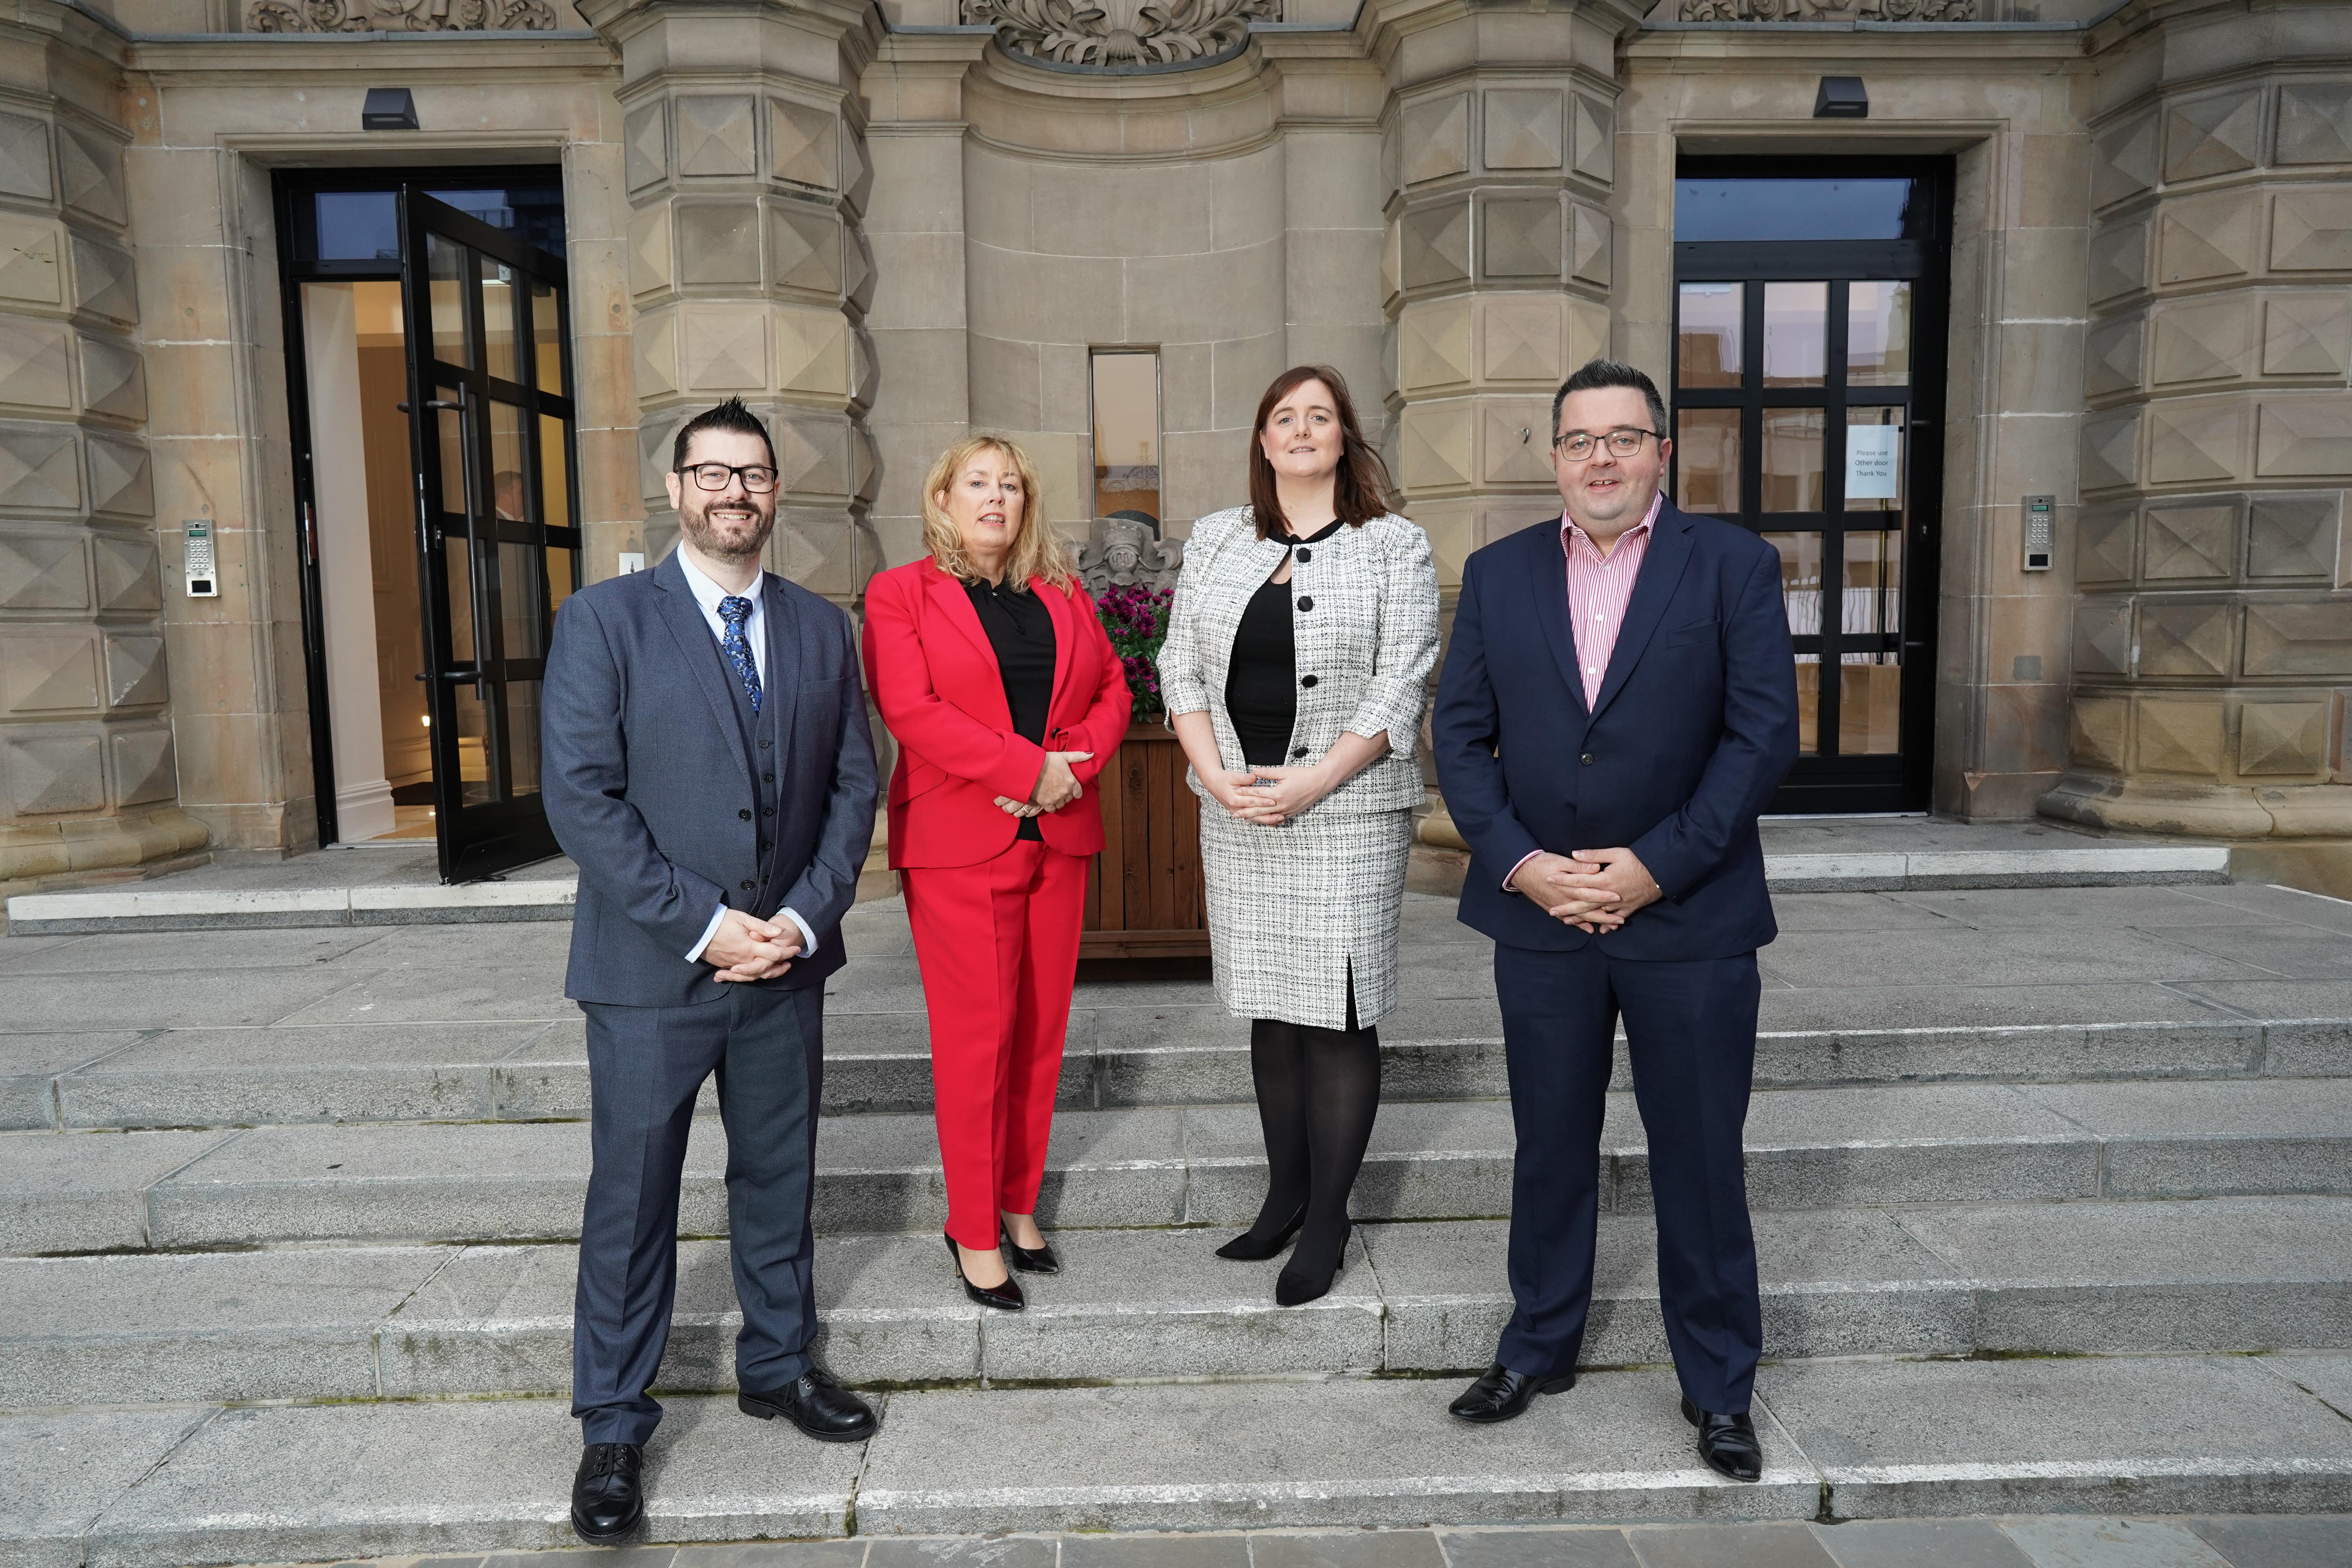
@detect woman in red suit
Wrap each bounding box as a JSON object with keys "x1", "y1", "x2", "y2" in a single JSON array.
[{"x1": 861, "y1": 435, "x2": 1132, "y2": 1310}]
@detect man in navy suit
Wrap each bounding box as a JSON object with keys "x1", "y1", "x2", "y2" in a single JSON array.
[
  {"x1": 542, "y1": 398, "x2": 880, "y2": 1540},
  {"x1": 1431, "y1": 360, "x2": 1798, "y2": 1481}
]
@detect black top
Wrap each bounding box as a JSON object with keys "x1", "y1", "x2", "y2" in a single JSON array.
[
  {"x1": 1225, "y1": 518, "x2": 1345, "y2": 769},
  {"x1": 965, "y1": 576, "x2": 1057, "y2": 841}
]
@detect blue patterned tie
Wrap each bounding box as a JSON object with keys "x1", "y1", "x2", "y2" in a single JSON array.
[{"x1": 718, "y1": 595, "x2": 762, "y2": 716}]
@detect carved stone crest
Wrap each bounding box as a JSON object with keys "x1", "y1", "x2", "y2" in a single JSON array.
[
  {"x1": 963, "y1": 0, "x2": 1277, "y2": 69},
  {"x1": 247, "y1": 0, "x2": 559, "y2": 32},
  {"x1": 1077, "y1": 516, "x2": 1184, "y2": 597},
  {"x1": 1677, "y1": 0, "x2": 1977, "y2": 17}
]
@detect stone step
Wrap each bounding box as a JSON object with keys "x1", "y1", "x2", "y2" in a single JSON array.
[
  {"x1": 9, "y1": 1077, "x2": 2352, "y2": 1254},
  {"x1": 15, "y1": 1353, "x2": 2352, "y2": 1564},
  {"x1": 4, "y1": 1197, "x2": 2347, "y2": 1408}
]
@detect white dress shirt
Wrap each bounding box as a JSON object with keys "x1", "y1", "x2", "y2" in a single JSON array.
[{"x1": 674, "y1": 546, "x2": 818, "y2": 967}]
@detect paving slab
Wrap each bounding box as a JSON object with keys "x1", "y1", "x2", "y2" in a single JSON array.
[
  {"x1": 1809, "y1": 1519, "x2": 2036, "y2": 1568},
  {"x1": 1880, "y1": 887, "x2": 2291, "y2": 933},
  {"x1": 0, "y1": 1128, "x2": 240, "y2": 1252},
  {"x1": 2161, "y1": 927, "x2": 2352, "y2": 982},
  {"x1": 0, "y1": 1245, "x2": 456, "y2": 1405},
  {"x1": 856, "y1": 1372, "x2": 1815, "y2": 1533},
  {"x1": 1751, "y1": 984, "x2": 2236, "y2": 1036},
  {"x1": 1438, "y1": 1526, "x2": 1644, "y2": 1568},
  {"x1": 1185, "y1": 1100, "x2": 1518, "y2": 1226},
  {"x1": 2259, "y1": 1354, "x2": 2352, "y2": 1416},
  {"x1": 0, "y1": 927, "x2": 397, "y2": 974},
  {"x1": 0, "y1": 1031, "x2": 140, "y2": 1129},
  {"x1": 2180, "y1": 884, "x2": 2352, "y2": 935},
  {"x1": 1760, "y1": 928, "x2": 2276, "y2": 992},
  {"x1": 2016, "y1": 1080, "x2": 2352, "y2": 1197},
  {"x1": 1749, "y1": 1022, "x2": 2263, "y2": 1089},
  {"x1": 0, "y1": 965, "x2": 376, "y2": 1033},
  {"x1": 0, "y1": 1406, "x2": 216, "y2": 1568},
  {"x1": 79, "y1": 1394, "x2": 862, "y2": 1567},
  {"x1": 1998, "y1": 1516, "x2": 2232, "y2": 1568},
  {"x1": 268, "y1": 953, "x2": 577, "y2": 1027},
  {"x1": 1763, "y1": 1354, "x2": 2352, "y2": 1518},
  {"x1": 2185, "y1": 1514, "x2": 2352, "y2": 1568},
  {"x1": 1623, "y1": 1520, "x2": 1839, "y2": 1567}
]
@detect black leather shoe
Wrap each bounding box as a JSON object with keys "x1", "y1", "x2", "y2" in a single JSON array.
[
  {"x1": 1274, "y1": 1223, "x2": 1350, "y2": 1307},
  {"x1": 944, "y1": 1231, "x2": 1024, "y2": 1311},
  {"x1": 739, "y1": 1366, "x2": 877, "y2": 1443},
  {"x1": 1215, "y1": 1207, "x2": 1304, "y2": 1261},
  {"x1": 570, "y1": 1442, "x2": 644, "y2": 1541},
  {"x1": 1001, "y1": 1225, "x2": 1060, "y2": 1274},
  {"x1": 1681, "y1": 1396, "x2": 1763, "y2": 1482},
  {"x1": 1447, "y1": 1361, "x2": 1576, "y2": 1424}
]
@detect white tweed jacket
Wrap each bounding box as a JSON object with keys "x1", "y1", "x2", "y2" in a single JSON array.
[{"x1": 1156, "y1": 506, "x2": 1440, "y2": 816}]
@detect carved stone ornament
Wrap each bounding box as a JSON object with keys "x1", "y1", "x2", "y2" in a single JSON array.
[
  {"x1": 964, "y1": 0, "x2": 1278, "y2": 68},
  {"x1": 1077, "y1": 517, "x2": 1185, "y2": 598},
  {"x1": 1677, "y1": 0, "x2": 1978, "y2": 18},
  {"x1": 247, "y1": 0, "x2": 559, "y2": 32}
]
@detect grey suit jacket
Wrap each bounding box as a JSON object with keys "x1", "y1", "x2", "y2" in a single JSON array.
[{"x1": 541, "y1": 549, "x2": 879, "y2": 1009}]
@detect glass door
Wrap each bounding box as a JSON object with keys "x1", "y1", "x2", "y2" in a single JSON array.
[
  {"x1": 400, "y1": 191, "x2": 581, "y2": 881},
  {"x1": 1671, "y1": 162, "x2": 1949, "y2": 813}
]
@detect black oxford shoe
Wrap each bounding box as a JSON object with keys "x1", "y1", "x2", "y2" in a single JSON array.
[
  {"x1": 1681, "y1": 1396, "x2": 1763, "y2": 1482},
  {"x1": 570, "y1": 1441, "x2": 644, "y2": 1542},
  {"x1": 1447, "y1": 1361, "x2": 1576, "y2": 1424},
  {"x1": 740, "y1": 1365, "x2": 877, "y2": 1443}
]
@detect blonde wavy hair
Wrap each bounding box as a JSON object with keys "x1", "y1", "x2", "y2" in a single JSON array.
[{"x1": 920, "y1": 435, "x2": 1074, "y2": 592}]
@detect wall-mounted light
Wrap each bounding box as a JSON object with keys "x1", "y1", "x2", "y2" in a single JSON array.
[
  {"x1": 1814, "y1": 77, "x2": 1868, "y2": 119},
  {"x1": 363, "y1": 88, "x2": 418, "y2": 132}
]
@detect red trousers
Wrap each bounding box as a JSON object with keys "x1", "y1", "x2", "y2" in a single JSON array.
[{"x1": 902, "y1": 839, "x2": 1087, "y2": 1250}]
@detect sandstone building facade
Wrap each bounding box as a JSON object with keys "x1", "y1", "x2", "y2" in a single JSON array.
[{"x1": 0, "y1": 0, "x2": 2346, "y2": 892}]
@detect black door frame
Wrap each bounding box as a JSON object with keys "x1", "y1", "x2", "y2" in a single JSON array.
[
  {"x1": 273, "y1": 166, "x2": 574, "y2": 874},
  {"x1": 1671, "y1": 154, "x2": 1953, "y2": 815}
]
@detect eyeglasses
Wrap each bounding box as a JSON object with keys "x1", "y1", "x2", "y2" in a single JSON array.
[
  {"x1": 677, "y1": 462, "x2": 779, "y2": 494},
  {"x1": 1552, "y1": 428, "x2": 1659, "y2": 460}
]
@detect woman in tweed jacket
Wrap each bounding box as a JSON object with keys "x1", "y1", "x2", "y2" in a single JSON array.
[{"x1": 1156, "y1": 365, "x2": 1440, "y2": 1307}]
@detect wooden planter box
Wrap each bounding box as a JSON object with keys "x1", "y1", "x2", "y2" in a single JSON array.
[{"x1": 1082, "y1": 722, "x2": 1210, "y2": 960}]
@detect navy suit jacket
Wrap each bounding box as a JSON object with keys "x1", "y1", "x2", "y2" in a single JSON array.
[
  {"x1": 1432, "y1": 500, "x2": 1799, "y2": 959},
  {"x1": 541, "y1": 550, "x2": 880, "y2": 1008}
]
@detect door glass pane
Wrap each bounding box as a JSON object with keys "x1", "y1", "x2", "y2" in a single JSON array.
[
  {"x1": 1677, "y1": 283, "x2": 1742, "y2": 388},
  {"x1": 426, "y1": 234, "x2": 471, "y2": 369},
  {"x1": 445, "y1": 536, "x2": 476, "y2": 664},
  {"x1": 314, "y1": 191, "x2": 400, "y2": 263},
  {"x1": 547, "y1": 544, "x2": 576, "y2": 619},
  {"x1": 1765, "y1": 531, "x2": 1824, "y2": 756},
  {"x1": 1762, "y1": 283, "x2": 1827, "y2": 387},
  {"x1": 1761, "y1": 407, "x2": 1825, "y2": 512},
  {"x1": 1844, "y1": 407, "x2": 1905, "y2": 514},
  {"x1": 1848, "y1": 281, "x2": 1913, "y2": 387},
  {"x1": 437, "y1": 405, "x2": 468, "y2": 515},
  {"x1": 480, "y1": 254, "x2": 517, "y2": 385},
  {"x1": 1675, "y1": 178, "x2": 1918, "y2": 243},
  {"x1": 539, "y1": 414, "x2": 571, "y2": 528},
  {"x1": 1091, "y1": 351, "x2": 1160, "y2": 527},
  {"x1": 1840, "y1": 664, "x2": 1901, "y2": 755},
  {"x1": 505, "y1": 680, "x2": 542, "y2": 798},
  {"x1": 1675, "y1": 408, "x2": 1741, "y2": 514},
  {"x1": 499, "y1": 539, "x2": 546, "y2": 662},
  {"x1": 532, "y1": 279, "x2": 565, "y2": 396},
  {"x1": 425, "y1": 186, "x2": 568, "y2": 255},
  {"x1": 489, "y1": 402, "x2": 526, "y2": 522},
  {"x1": 452, "y1": 683, "x2": 494, "y2": 804},
  {"x1": 1843, "y1": 528, "x2": 1903, "y2": 642}
]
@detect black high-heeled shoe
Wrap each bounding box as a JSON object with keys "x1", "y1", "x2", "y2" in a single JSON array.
[
  {"x1": 1000, "y1": 1225, "x2": 1060, "y2": 1274},
  {"x1": 943, "y1": 1231, "x2": 1024, "y2": 1311},
  {"x1": 1214, "y1": 1207, "x2": 1305, "y2": 1261},
  {"x1": 1274, "y1": 1223, "x2": 1350, "y2": 1307}
]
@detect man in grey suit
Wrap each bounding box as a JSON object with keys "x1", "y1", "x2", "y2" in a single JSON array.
[{"x1": 542, "y1": 396, "x2": 881, "y2": 1541}]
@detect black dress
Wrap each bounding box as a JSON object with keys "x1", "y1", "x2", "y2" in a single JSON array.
[
  {"x1": 1223, "y1": 518, "x2": 1344, "y2": 769},
  {"x1": 964, "y1": 577, "x2": 1057, "y2": 841}
]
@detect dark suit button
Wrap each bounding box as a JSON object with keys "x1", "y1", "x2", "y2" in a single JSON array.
[
  {"x1": 1294, "y1": 547, "x2": 1311, "y2": 563},
  {"x1": 1581, "y1": 753, "x2": 1596, "y2": 765},
  {"x1": 1292, "y1": 747, "x2": 1308, "y2": 759},
  {"x1": 1297, "y1": 595, "x2": 1314, "y2": 612},
  {"x1": 763, "y1": 771, "x2": 774, "y2": 783},
  {"x1": 740, "y1": 879, "x2": 756, "y2": 891},
  {"x1": 759, "y1": 738, "x2": 772, "y2": 750},
  {"x1": 739, "y1": 809, "x2": 752, "y2": 820},
  {"x1": 762, "y1": 806, "x2": 775, "y2": 817},
  {"x1": 1300, "y1": 674, "x2": 1318, "y2": 688}
]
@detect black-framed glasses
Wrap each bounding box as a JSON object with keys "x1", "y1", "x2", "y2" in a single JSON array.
[
  {"x1": 1552, "y1": 428, "x2": 1659, "y2": 460},
  {"x1": 677, "y1": 462, "x2": 779, "y2": 494}
]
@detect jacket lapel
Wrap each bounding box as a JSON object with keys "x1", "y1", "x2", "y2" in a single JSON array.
[
  {"x1": 1588, "y1": 505, "x2": 1696, "y2": 723},
  {"x1": 761, "y1": 570, "x2": 800, "y2": 754},
  {"x1": 651, "y1": 550, "x2": 753, "y2": 789},
  {"x1": 1524, "y1": 518, "x2": 1590, "y2": 720},
  {"x1": 924, "y1": 564, "x2": 1014, "y2": 728},
  {"x1": 1037, "y1": 576, "x2": 1078, "y2": 721}
]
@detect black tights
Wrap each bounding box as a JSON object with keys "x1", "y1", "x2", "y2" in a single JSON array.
[{"x1": 1236, "y1": 980, "x2": 1381, "y2": 1283}]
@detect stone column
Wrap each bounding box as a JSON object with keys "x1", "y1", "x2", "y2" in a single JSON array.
[
  {"x1": 584, "y1": 0, "x2": 882, "y2": 609},
  {"x1": 0, "y1": 4, "x2": 205, "y2": 901},
  {"x1": 2042, "y1": 0, "x2": 2352, "y2": 837},
  {"x1": 1364, "y1": 0, "x2": 1641, "y2": 600}
]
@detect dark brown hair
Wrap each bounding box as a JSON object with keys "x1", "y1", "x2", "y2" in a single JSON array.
[
  {"x1": 1247, "y1": 365, "x2": 1395, "y2": 540},
  {"x1": 672, "y1": 396, "x2": 776, "y2": 472}
]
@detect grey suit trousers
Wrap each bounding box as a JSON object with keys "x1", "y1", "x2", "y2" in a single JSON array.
[{"x1": 571, "y1": 982, "x2": 823, "y2": 1445}]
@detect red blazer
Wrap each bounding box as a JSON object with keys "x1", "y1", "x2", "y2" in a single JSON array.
[{"x1": 862, "y1": 559, "x2": 1133, "y2": 869}]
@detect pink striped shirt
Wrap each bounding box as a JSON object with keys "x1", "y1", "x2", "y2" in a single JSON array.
[{"x1": 1502, "y1": 490, "x2": 1663, "y2": 893}]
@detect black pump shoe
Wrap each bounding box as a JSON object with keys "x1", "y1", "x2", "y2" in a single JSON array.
[
  {"x1": 1681, "y1": 1396, "x2": 1764, "y2": 1482},
  {"x1": 1215, "y1": 1207, "x2": 1305, "y2": 1261},
  {"x1": 1274, "y1": 1223, "x2": 1349, "y2": 1307},
  {"x1": 570, "y1": 1441, "x2": 644, "y2": 1541},
  {"x1": 1448, "y1": 1362, "x2": 1576, "y2": 1424},
  {"x1": 1000, "y1": 1225, "x2": 1061, "y2": 1274},
  {"x1": 944, "y1": 1231, "x2": 1024, "y2": 1311}
]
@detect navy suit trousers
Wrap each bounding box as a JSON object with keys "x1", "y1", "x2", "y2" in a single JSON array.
[
  {"x1": 572, "y1": 982, "x2": 823, "y2": 1445},
  {"x1": 1493, "y1": 941, "x2": 1763, "y2": 1414}
]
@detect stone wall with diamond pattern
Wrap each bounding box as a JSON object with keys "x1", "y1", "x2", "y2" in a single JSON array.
[
  {"x1": 2044, "y1": 0, "x2": 2352, "y2": 837},
  {"x1": 0, "y1": 5, "x2": 205, "y2": 898}
]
